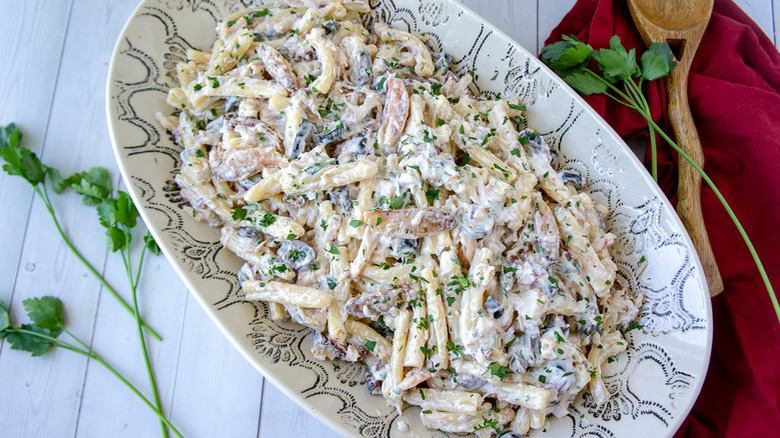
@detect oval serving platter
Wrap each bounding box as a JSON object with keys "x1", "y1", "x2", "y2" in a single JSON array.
[{"x1": 106, "y1": 0, "x2": 713, "y2": 436}]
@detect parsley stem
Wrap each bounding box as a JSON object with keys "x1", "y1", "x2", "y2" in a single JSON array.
[
  {"x1": 649, "y1": 124, "x2": 658, "y2": 181},
  {"x1": 127, "y1": 244, "x2": 169, "y2": 438},
  {"x1": 86, "y1": 351, "x2": 182, "y2": 437},
  {"x1": 581, "y1": 67, "x2": 777, "y2": 323},
  {"x1": 633, "y1": 108, "x2": 779, "y2": 323},
  {"x1": 10, "y1": 327, "x2": 183, "y2": 437},
  {"x1": 624, "y1": 78, "x2": 658, "y2": 181},
  {"x1": 33, "y1": 184, "x2": 162, "y2": 341},
  {"x1": 584, "y1": 68, "x2": 635, "y2": 103}
]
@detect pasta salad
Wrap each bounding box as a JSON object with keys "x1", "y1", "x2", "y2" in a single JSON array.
[{"x1": 156, "y1": 0, "x2": 643, "y2": 435}]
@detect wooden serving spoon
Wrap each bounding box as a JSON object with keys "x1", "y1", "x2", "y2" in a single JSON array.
[{"x1": 628, "y1": 0, "x2": 724, "y2": 296}]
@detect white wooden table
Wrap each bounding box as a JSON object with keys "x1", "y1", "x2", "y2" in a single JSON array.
[{"x1": 1, "y1": 1, "x2": 777, "y2": 437}]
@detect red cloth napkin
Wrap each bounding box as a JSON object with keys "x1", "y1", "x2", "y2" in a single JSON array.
[{"x1": 545, "y1": 0, "x2": 780, "y2": 436}]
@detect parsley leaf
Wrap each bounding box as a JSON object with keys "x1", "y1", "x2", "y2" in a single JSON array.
[
  {"x1": 389, "y1": 197, "x2": 404, "y2": 210},
  {"x1": 23, "y1": 297, "x2": 64, "y2": 331},
  {"x1": 231, "y1": 206, "x2": 248, "y2": 221},
  {"x1": 640, "y1": 41, "x2": 677, "y2": 81},
  {"x1": 540, "y1": 36, "x2": 593, "y2": 73},
  {"x1": 1, "y1": 123, "x2": 21, "y2": 149},
  {"x1": 425, "y1": 189, "x2": 440, "y2": 205},
  {"x1": 488, "y1": 362, "x2": 507, "y2": 380},
  {"x1": 592, "y1": 35, "x2": 640, "y2": 83},
  {"x1": 63, "y1": 167, "x2": 112, "y2": 205},
  {"x1": 114, "y1": 191, "x2": 139, "y2": 229},
  {"x1": 0, "y1": 300, "x2": 11, "y2": 332},
  {"x1": 105, "y1": 226, "x2": 127, "y2": 253},
  {"x1": 5, "y1": 324, "x2": 58, "y2": 357},
  {"x1": 144, "y1": 233, "x2": 161, "y2": 256},
  {"x1": 625, "y1": 321, "x2": 644, "y2": 332},
  {"x1": 0, "y1": 126, "x2": 47, "y2": 185},
  {"x1": 561, "y1": 70, "x2": 608, "y2": 95},
  {"x1": 257, "y1": 212, "x2": 276, "y2": 227}
]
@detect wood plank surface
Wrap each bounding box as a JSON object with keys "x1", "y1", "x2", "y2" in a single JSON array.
[{"x1": 0, "y1": 1, "x2": 776, "y2": 437}]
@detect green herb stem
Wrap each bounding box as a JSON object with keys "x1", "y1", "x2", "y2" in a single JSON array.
[
  {"x1": 127, "y1": 244, "x2": 168, "y2": 438},
  {"x1": 624, "y1": 79, "x2": 658, "y2": 181},
  {"x1": 542, "y1": 37, "x2": 776, "y2": 324},
  {"x1": 11, "y1": 327, "x2": 182, "y2": 437},
  {"x1": 34, "y1": 184, "x2": 161, "y2": 341},
  {"x1": 648, "y1": 124, "x2": 658, "y2": 181},
  {"x1": 584, "y1": 67, "x2": 777, "y2": 323},
  {"x1": 624, "y1": 80, "x2": 658, "y2": 183},
  {"x1": 633, "y1": 108, "x2": 779, "y2": 323},
  {"x1": 586, "y1": 70, "x2": 660, "y2": 181}
]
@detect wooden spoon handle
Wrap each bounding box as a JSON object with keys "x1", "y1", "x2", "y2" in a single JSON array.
[{"x1": 667, "y1": 65, "x2": 724, "y2": 296}]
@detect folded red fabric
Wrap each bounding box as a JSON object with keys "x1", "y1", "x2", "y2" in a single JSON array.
[{"x1": 545, "y1": 0, "x2": 780, "y2": 436}]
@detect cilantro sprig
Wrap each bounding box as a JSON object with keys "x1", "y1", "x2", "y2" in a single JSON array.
[
  {"x1": 541, "y1": 37, "x2": 778, "y2": 324},
  {"x1": 0, "y1": 297, "x2": 182, "y2": 437}
]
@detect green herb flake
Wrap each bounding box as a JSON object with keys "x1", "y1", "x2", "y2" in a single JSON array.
[{"x1": 488, "y1": 362, "x2": 508, "y2": 380}]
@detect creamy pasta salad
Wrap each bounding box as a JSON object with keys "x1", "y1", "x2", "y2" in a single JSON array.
[{"x1": 156, "y1": 0, "x2": 643, "y2": 435}]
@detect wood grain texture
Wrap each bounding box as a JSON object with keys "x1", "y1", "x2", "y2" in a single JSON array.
[
  {"x1": 0, "y1": 1, "x2": 105, "y2": 436},
  {"x1": 0, "y1": 1, "x2": 777, "y2": 437},
  {"x1": 258, "y1": 381, "x2": 341, "y2": 438},
  {"x1": 735, "y1": 0, "x2": 775, "y2": 40},
  {"x1": 462, "y1": 0, "x2": 538, "y2": 53},
  {"x1": 0, "y1": 0, "x2": 73, "y2": 333},
  {"x1": 538, "y1": 0, "x2": 577, "y2": 52},
  {"x1": 628, "y1": 0, "x2": 724, "y2": 296},
  {"x1": 774, "y1": 0, "x2": 780, "y2": 46},
  {"x1": 168, "y1": 293, "x2": 265, "y2": 438}
]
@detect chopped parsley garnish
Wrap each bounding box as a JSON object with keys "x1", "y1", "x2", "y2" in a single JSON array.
[
  {"x1": 389, "y1": 197, "x2": 404, "y2": 210},
  {"x1": 231, "y1": 206, "x2": 247, "y2": 221},
  {"x1": 487, "y1": 362, "x2": 507, "y2": 380},
  {"x1": 257, "y1": 212, "x2": 276, "y2": 227},
  {"x1": 304, "y1": 159, "x2": 335, "y2": 175},
  {"x1": 425, "y1": 189, "x2": 440, "y2": 205}
]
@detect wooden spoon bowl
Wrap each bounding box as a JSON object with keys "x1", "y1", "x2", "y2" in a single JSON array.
[
  {"x1": 628, "y1": 0, "x2": 724, "y2": 296},
  {"x1": 631, "y1": 0, "x2": 713, "y2": 31}
]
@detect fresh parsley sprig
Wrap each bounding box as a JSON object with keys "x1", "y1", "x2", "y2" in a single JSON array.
[
  {"x1": 0, "y1": 124, "x2": 160, "y2": 340},
  {"x1": 541, "y1": 36, "x2": 778, "y2": 324},
  {"x1": 0, "y1": 297, "x2": 182, "y2": 437},
  {"x1": 1, "y1": 123, "x2": 170, "y2": 436},
  {"x1": 541, "y1": 35, "x2": 674, "y2": 181}
]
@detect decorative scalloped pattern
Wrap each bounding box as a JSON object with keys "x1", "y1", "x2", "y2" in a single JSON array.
[{"x1": 107, "y1": 1, "x2": 711, "y2": 437}]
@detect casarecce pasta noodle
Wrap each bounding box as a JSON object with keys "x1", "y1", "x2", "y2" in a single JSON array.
[{"x1": 156, "y1": 0, "x2": 644, "y2": 435}]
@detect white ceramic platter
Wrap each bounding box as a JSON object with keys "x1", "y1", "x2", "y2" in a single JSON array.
[{"x1": 106, "y1": 1, "x2": 713, "y2": 436}]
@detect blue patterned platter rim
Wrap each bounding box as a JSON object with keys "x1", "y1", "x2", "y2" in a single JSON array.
[{"x1": 106, "y1": 0, "x2": 713, "y2": 436}]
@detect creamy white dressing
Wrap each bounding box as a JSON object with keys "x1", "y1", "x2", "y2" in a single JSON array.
[{"x1": 157, "y1": 1, "x2": 645, "y2": 436}]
